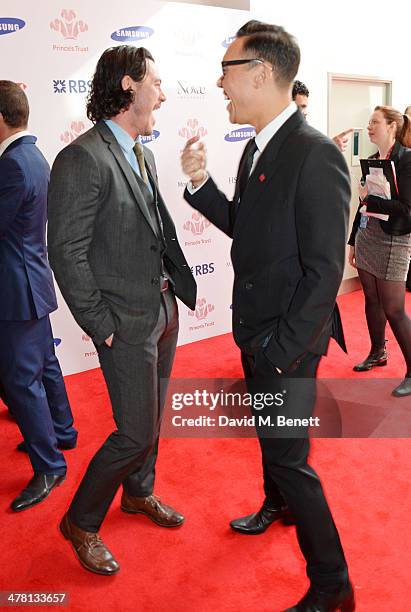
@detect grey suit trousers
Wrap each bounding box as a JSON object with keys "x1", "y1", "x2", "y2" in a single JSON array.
[{"x1": 68, "y1": 288, "x2": 178, "y2": 532}]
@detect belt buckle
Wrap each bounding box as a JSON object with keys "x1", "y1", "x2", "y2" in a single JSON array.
[{"x1": 160, "y1": 278, "x2": 169, "y2": 292}]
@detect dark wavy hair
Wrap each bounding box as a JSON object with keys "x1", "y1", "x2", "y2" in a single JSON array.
[
  {"x1": 87, "y1": 45, "x2": 154, "y2": 123},
  {"x1": 292, "y1": 80, "x2": 309, "y2": 99},
  {"x1": 236, "y1": 20, "x2": 300, "y2": 88}
]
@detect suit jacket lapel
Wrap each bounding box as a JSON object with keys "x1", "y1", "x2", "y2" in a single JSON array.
[
  {"x1": 234, "y1": 110, "x2": 303, "y2": 235},
  {"x1": 95, "y1": 122, "x2": 158, "y2": 237},
  {"x1": 233, "y1": 138, "x2": 256, "y2": 204},
  {"x1": 145, "y1": 161, "x2": 176, "y2": 235},
  {"x1": 390, "y1": 140, "x2": 402, "y2": 162}
]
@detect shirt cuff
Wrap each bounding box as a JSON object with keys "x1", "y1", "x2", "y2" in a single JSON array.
[{"x1": 186, "y1": 173, "x2": 209, "y2": 194}]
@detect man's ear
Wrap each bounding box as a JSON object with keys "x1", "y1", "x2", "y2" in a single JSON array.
[
  {"x1": 120, "y1": 75, "x2": 132, "y2": 91},
  {"x1": 253, "y1": 66, "x2": 268, "y2": 90}
]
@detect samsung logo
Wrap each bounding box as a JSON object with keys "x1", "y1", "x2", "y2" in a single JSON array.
[
  {"x1": 222, "y1": 35, "x2": 235, "y2": 48},
  {"x1": 141, "y1": 130, "x2": 160, "y2": 144},
  {"x1": 111, "y1": 26, "x2": 154, "y2": 42},
  {"x1": 224, "y1": 127, "x2": 256, "y2": 142},
  {"x1": 0, "y1": 17, "x2": 25, "y2": 35}
]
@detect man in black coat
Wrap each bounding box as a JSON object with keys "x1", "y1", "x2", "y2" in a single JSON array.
[
  {"x1": 48, "y1": 46, "x2": 196, "y2": 575},
  {"x1": 181, "y1": 21, "x2": 354, "y2": 612}
]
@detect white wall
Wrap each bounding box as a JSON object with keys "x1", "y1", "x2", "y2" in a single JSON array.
[{"x1": 250, "y1": 0, "x2": 410, "y2": 131}]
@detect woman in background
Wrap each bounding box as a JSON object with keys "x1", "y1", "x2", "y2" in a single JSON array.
[
  {"x1": 405, "y1": 106, "x2": 411, "y2": 292},
  {"x1": 348, "y1": 106, "x2": 411, "y2": 397}
]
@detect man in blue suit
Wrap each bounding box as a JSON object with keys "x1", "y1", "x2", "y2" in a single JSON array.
[{"x1": 0, "y1": 81, "x2": 77, "y2": 511}]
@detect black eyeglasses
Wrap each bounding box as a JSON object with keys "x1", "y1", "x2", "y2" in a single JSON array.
[{"x1": 221, "y1": 58, "x2": 265, "y2": 69}]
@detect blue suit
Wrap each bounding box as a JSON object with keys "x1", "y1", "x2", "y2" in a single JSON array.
[{"x1": 0, "y1": 135, "x2": 77, "y2": 475}]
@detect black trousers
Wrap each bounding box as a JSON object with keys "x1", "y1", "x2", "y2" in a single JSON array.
[
  {"x1": 241, "y1": 348, "x2": 349, "y2": 591},
  {"x1": 69, "y1": 289, "x2": 178, "y2": 532}
]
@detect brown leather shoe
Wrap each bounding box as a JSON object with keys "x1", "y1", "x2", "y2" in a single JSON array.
[
  {"x1": 60, "y1": 513, "x2": 120, "y2": 575},
  {"x1": 121, "y1": 493, "x2": 184, "y2": 527}
]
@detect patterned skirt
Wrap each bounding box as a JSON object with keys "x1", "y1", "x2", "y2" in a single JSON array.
[{"x1": 355, "y1": 216, "x2": 411, "y2": 281}]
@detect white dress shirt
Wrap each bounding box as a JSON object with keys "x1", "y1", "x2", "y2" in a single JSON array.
[
  {"x1": 251, "y1": 101, "x2": 297, "y2": 173},
  {"x1": 186, "y1": 101, "x2": 298, "y2": 194}
]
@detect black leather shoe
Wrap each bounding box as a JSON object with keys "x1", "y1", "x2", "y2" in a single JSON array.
[
  {"x1": 11, "y1": 473, "x2": 66, "y2": 512},
  {"x1": 282, "y1": 582, "x2": 355, "y2": 611},
  {"x1": 17, "y1": 439, "x2": 77, "y2": 453},
  {"x1": 353, "y1": 346, "x2": 387, "y2": 372},
  {"x1": 392, "y1": 373, "x2": 411, "y2": 397},
  {"x1": 230, "y1": 503, "x2": 294, "y2": 534}
]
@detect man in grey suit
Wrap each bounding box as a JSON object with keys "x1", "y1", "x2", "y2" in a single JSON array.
[{"x1": 48, "y1": 45, "x2": 196, "y2": 575}]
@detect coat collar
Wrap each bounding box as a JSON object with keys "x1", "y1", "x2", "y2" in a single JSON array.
[
  {"x1": 370, "y1": 140, "x2": 402, "y2": 161},
  {"x1": 390, "y1": 140, "x2": 402, "y2": 161},
  {"x1": 234, "y1": 109, "x2": 304, "y2": 234},
  {"x1": 0, "y1": 134, "x2": 37, "y2": 157}
]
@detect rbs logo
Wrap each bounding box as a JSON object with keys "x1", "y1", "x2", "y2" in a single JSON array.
[
  {"x1": 53, "y1": 79, "x2": 91, "y2": 94},
  {"x1": 190, "y1": 263, "x2": 215, "y2": 277}
]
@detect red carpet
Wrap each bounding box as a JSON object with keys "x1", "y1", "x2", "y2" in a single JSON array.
[{"x1": 0, "y1": 290, "x2": 410, "y2": 611}]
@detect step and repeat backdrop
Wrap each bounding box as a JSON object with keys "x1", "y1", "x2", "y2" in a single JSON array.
[{"x1": 1, "y1": 1, "x2": 254, "y2": 375}]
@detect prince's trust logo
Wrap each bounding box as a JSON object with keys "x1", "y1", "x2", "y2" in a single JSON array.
[
  {"x1": 60, "y1": 120, "x2": 87, "y2": 144},
  {"x1": 173, "y1": 28, "x2": 204, "y2": 57},
  {"x1": 183, "y1": 213, "x2": 212, "y2": 247},
  {"x1": 50, "y1": 9, "x2": 88, "y2": 52},
  {"x1": 188, "y1": 298, "x2": 215, "y2": 331},
  {"x1": 183, "y1": 212, "x2": 210, "y2": 236},
  {"x1": 178, "y1": 119, "x2": 207, "y2": 140}
]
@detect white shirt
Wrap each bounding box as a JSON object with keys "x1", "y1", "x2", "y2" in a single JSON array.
[
  {"x1": 251, "y1": 101, "x2": 297, "y2": 173},
  {"x1": 0, "y1": 130, "x2": 31, "y2": 157},
  {"x1": 186, "y1": 102, "x2": 298, "y2": 194}
]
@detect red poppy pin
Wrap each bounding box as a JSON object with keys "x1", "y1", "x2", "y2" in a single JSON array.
[{"x1": 259, "y1": 173, "x2": 266, "y2": 182}]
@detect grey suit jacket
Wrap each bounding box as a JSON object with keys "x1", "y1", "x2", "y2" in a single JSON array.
[{"x1": 48, "y1": 121, "x2": 196, "y2": 345}]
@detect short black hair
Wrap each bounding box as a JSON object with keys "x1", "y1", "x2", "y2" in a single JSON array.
[
  {"x1": 87, "y1": 45, "x2": 154, "y2": 123},
  {"x1": 0, "y1": 80, "x2": 29, "y2": 128},
  {"x1": 292, "y1": 80, "x2": 309, "y2": 99},
  {"x1": 236, "y1": 20, "x2": 300, "y2": 88}
]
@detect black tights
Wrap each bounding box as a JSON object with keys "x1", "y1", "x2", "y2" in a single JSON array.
[{"x1": 358, "y1": 268, "x2": 411, "y2": 371}]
